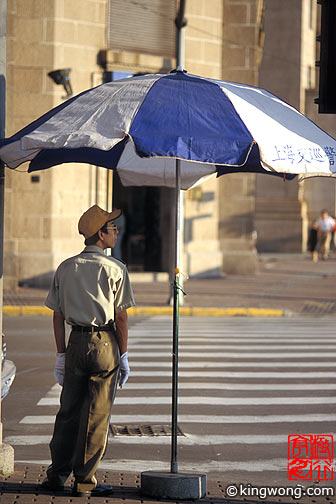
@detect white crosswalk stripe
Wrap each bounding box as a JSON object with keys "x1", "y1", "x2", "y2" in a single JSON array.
[
  {"x1": 39, "y1": 382, "x2": 336, "y2": 391},
  {"x1": 14, "y1": 458, "x2": 290, "y2": 474},
  {"x1": 37, "y1": 395, "x2": 336, "y2": 406},
  {"x1": 3, "y1": 434, "x2": 315, "y2": 445},
  {"x1": 128, "y1": 351, "x2": 336, "y2": 357},
  {"x1": 19, "y1": 413, "x2": 336, "y2": 424},
  {"x1": 132, "y1": 343, "x2": 336, "y2": 349},
  {"x1": 10, "y1": 316, "x2": 336, "y2": 480}
]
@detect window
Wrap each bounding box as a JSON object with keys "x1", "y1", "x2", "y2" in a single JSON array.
[{"x1": 107, "y1": 0, "x2": 177, "y2": 57}]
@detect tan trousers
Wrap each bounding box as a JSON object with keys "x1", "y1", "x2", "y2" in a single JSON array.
[
  {"x1": 318, "y1": 230, "x2": 332, "y2": 259},
  {"x1": 47, "y1": 329, "x2": 120, "y2": 492}
]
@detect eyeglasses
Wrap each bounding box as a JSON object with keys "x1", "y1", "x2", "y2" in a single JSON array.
[{"x1": 106, "y1": 224, "x2": 120, "y2": 233}]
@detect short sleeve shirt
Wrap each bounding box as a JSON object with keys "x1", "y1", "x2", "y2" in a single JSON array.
[
  {"x1": 45, "y1": 245, "x2": 135, "y2": 326},
  {"x1": 316, "y1": 216, "x2": 335, "y2": 232}
]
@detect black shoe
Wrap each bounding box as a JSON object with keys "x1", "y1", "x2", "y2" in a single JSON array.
[
  {"x1": 40, "y1": 478, "x2": 64, "y2": 492},
  {"x1": 73, "y1": 483, "x2": 113, "y2": 497}
]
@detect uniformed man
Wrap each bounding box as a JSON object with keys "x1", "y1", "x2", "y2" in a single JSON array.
[{"x1": 41, "y1": 204, "x2": 135, "y2": 497}]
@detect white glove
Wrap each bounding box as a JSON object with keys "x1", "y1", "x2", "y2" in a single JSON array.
[
  {"x1": 119, "y1": 352, "x2": 130, "y2": 388},
  {"x1": 54, "y1": 352, "x2": 66, "y2": 386}
]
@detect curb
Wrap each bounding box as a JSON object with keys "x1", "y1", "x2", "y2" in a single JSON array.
[
  {"x1": 129, "y1": 306, "x2": 285, "y2": 317},
  {"x1": 3, "y1": 305, "x2": 285, "y2": 317}
]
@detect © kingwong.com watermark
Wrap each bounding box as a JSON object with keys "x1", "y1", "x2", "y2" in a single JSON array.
[{"x1": 225, "y1": 484, "x2": 334, "y2": 500}]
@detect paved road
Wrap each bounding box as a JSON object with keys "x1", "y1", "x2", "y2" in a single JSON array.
[
  {"x1": 2, "y1": 315, "x2": 336, "y2": 487},
  {"x1": 5, "y1": 253, "x2": 336, "y2": 315}
]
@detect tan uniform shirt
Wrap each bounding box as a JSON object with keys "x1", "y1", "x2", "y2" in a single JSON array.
[{"x1": 45, "y1": 245, "x2": 135, "y2": 326}]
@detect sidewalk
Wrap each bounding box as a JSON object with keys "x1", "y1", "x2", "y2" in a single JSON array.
[
  {"x1": 3, "y1": 253, "x2": 336, "y2": 317},
  {"x1": 0, "y1": 463, "x2": 331, "y2": 504},
  {"x1": 0, "y1": 464, "x2": 216, "y2": 504}
]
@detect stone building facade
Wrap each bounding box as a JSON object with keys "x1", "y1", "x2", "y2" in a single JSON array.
[
  {"x1": 255, "y1": 0, "x2": 313, "y2": 253},
  {"x1": 5, "y1": 0, "x2": 112, "y2": 288},
  {"x1": 3, "y1": 0, "x2": 334, "y2": 288}
]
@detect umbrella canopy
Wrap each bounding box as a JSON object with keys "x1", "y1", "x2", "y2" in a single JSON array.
[{"x1": 1, "y1": 69, "x2": 336, "y2": 187}]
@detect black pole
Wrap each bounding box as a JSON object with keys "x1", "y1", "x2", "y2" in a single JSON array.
[
  {"x1": 170, "y1": 275, "x2": 179, "y2": 473},
  {"x1": 170, "y1": 0, "x2": 187, "y2": 476},
  {"x1": 175, "y1": 0, "x2": 187, "y2": 66},
  {"x1": 171, "y1": 159, "x2": 181, "y2": 473}
]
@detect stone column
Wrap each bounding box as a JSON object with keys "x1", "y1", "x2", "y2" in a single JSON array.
[
  {"x1": 182, "y1": 0, "x2": 224, "y2": 277},
  {"x1": 184, "y1": 176, "x2": 223, "y2": 278},
  {"x1": 218, "y1": 0, "x2": 265, "y2": 273},
  {"x1": 254, "y1": 175, "x2": 308, "y2": 252},
  {"x1": 303, "y1": 89, "x2": 336, "y2": 226},
  {"x1": 219, "y1": 173, "x2": 259, "y2": 274},
  {"x1": 255, "y1": 0, "x2": 316, "y2": 254}
]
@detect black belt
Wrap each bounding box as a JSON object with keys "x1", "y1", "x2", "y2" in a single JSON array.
[{"x1": 71, "y1": 325, "x2": 113, "y2": 333}]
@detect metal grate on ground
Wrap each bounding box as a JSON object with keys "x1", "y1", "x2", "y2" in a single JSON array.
[
  {"x1": 110, "y1": 424, "x2": 184, "y2": 437},
  {"x1": 302, "y1": 300, "x2": 336, "y2": 314}
]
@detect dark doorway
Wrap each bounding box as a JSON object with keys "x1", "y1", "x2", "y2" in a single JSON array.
[{"x1": 112, "y1": 172, "x2": 172, "y2": 272}]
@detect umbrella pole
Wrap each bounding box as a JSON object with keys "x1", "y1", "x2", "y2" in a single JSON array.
[
  {"x1": 171, "y1": 158, "x2": 181, "y2": 474},
  {"x1": 141, "y1": 161, "x2": 205, "y2": 500},
  {"x1": 170, "y1": 1, "x2": 185, "y2": 473}
]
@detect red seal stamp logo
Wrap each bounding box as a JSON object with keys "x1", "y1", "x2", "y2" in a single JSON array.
[{"x1": 288, "y1": 435, "x2": 333, "y2": 481}]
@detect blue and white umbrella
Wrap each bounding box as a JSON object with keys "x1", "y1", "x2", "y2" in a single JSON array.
[
  {"x1": 2, "y1": 68, "x2": 336, "y2": 478},
  {"x1": 1, "y1": 68, "x2": 336, "y2": 186}
]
